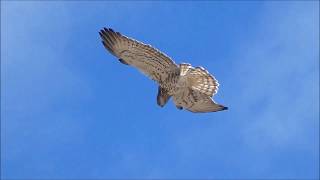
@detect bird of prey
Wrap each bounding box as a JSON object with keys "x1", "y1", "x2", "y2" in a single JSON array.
[{"x1": 99, "y1": 28, "x2": 228, "y2": 113}]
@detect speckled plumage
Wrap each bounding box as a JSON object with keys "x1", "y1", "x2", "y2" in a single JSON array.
[{"x1": 99, "y1": 28, "x2": 227, "y2": 113}]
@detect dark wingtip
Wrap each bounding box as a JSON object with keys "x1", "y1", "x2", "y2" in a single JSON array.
[
  {"x1": 222, "y1": 106, "x2": 228, "y2": 110},
  {"x1": 101, "y1": 27, "x2": 114, "y2": 32},
  {"x1": 118, "y1": 59, "x2": 129, "y2": 65},
  {"x1": 100, "y1": 27, "x2": 121, "y2": 37}
]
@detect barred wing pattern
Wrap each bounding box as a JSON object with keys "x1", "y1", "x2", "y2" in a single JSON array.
[
  {"x1": 99, "y1": 28, "x2": 178, "y2": 84},
  {"x1": 174, "y1": 64, "x2": 225, "y2": 113},
  {"x1": 180, "y1": 63, "x2": 219, "y2": 97}
]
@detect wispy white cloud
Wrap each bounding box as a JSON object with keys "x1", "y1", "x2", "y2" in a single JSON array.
[
  {"x1": 232, "y1": 2, "x2": 319, "y2": 149},
  {"x1": 1, "y1": 1, "x2": 318, "y2": 179},
  {"x1": 151, "y1": 2, "x2": 319, "y2": 179},
  {"x1": 1, "y1": 2, "x2": 93, "y2": 177}
]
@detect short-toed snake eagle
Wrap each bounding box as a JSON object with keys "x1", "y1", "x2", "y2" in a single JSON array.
[{"x1": 99, "y1": 28, "x2": 228, "y2": 113}]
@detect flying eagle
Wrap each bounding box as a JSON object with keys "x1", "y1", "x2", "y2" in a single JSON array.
[{"x1": 99, "y1": 28, "x2": 228, "y2": 113}]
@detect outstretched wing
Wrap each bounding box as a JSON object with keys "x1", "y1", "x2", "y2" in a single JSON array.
[
  {"x1": 174, "y1": 64, "x2": 226, "y2": 113},
  {"x1": 187, "y1": 66, "x2": 219, "y2": 97},
  {"x1": 180, "y1": 64, "x2": 219, "y2": 97},
  {"x1": 173, "y1": 89, "x2": 227, "y2": 113},
  {"x1": 99, "y1": 28, "x2": 178, "y2": 84}
]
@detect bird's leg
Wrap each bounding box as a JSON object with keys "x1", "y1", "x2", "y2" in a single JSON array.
[{"x1": 176, "y1": 105, "x2": 183, "y2": 110}]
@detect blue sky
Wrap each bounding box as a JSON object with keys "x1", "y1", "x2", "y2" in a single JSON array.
[{"x1": 1, "y1": 1, "x2": 319, "y2": 179}]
